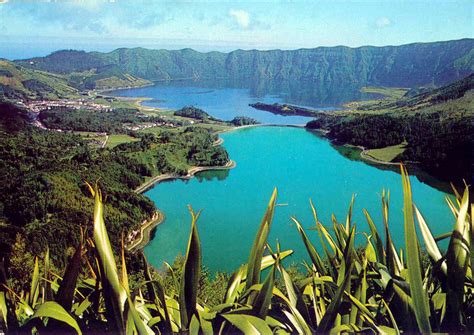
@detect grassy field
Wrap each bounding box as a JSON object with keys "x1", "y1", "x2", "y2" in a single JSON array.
[
  {"x1": 360, "y1": 86, "x2": 409, "y2": 99},
  {"x1": 74, "y1": 131, "x2": 107, "y2": 147},
  {"x1": 188, "y1": 122, "x2": 233, "y2": 132},
  {"x1": 364, "y1": 141, "x2": 407, "y2": 162},
  {"x1": 106, "y1": 134, "x2": 139, "y2": 148}
]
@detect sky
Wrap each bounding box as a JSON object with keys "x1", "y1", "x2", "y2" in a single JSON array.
[{"x1": 0, "y1": 0, "x2": 472, "y2": 59}]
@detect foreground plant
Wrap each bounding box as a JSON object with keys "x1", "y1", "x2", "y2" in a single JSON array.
[{"x1": 0, "y1": 166, "x2": 472, "y2": 334}]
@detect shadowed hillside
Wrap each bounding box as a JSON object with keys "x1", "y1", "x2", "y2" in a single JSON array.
[{"x1": 17, "y1": 39, "x2": 474, "y2": 89}]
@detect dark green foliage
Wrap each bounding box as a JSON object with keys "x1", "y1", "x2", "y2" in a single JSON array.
[
  {"x1": 39, "y1": 107, "x2": 166, "y2": 133},
  {"x1": 174, "y1": 106, "x2": 215, "y2": 121},
  {"x1": 389, "y1": 73, "x2": 474, "y2": 108},
  {"x1": 229, "y1": 116, "x2": 259, "y2": 126},
  {"x1": 17, "y1": 39, "x2": 474, "y2": 88},
  {"x1": 310, "y1": 113, "x2": 473, "y2": 184},
  {"x1": 250, "y1": 102, "x2": 317, "y2": 117},
  {"x1": 0, "y1": 102, "x2": 229, "y2": 273},
  {"x1": 0, "y1": 59, "x2": 78, "y2": 100},
  {"x1": 306, "y1": 75, "x2": 474, "y2": 185},
  {"x1": 22, "y1": 50, "x2": 106, "y2": 74},
  {"x1": 22, "y1": 79, "x2": 54, "y2": 94},
  {"x1": 0, "y1": 69, "x2": 13, "y2": 77}
]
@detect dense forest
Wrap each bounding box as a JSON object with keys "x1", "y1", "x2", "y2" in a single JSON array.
[
  {"x1": 229, "y1": 116, "x2": 259, "y2": 126},
  {"x1": 17, "y1": 39, "x2": 473, "y2": 88},
  {"x1": 174, "y1": 106, "x2": 217, "y2": 121},
  {"x1": 175, "y1": 106, "x2": 259, "y2": 127},
  {"x1": 39, "y1": 106, "x2": 172, "y2": 133},
  {"x1": 0, "y1": 102, "x2": 229, "y2": 277},
  {"x1": 306, "y1": 74, "x2": 474, "y2": 185}
]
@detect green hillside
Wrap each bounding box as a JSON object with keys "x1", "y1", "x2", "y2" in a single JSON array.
[
  {"x1": 0, "y1": 60, "x2": 78, "y2": 99},
  {"x1": 0, "y1": 57, "x2": 151, "y2": 100},
  {"x1": 306, "y1": 74, "x2": 474, "y2": 185},
  {"x1": 0, "y1": 101, "x2": 228, "y2": 267},
  {"x1": 17, "y1": 39, "x2": 474, "y2": 88},
  {"x1": 66, "y1": 63, "x2": 152, "y2": 90}
]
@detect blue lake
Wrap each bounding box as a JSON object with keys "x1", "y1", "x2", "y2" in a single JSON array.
[
  {"x1": 113, "y1": 82, "x2": 452, "y2": 273},
  {"x1": 144, "y1": 127, "x2": 452, "y2": 273},
  {"x1": 111, "y1": 82, "x2": 320, "y2": 124}
]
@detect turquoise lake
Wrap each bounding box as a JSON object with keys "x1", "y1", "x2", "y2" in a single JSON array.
[
  {"x1": 113, "y1": 82, "x2": 452, "y2": 273},
  {"x1": 144, "y1": 127, "x2": 452, "y2": 272}
]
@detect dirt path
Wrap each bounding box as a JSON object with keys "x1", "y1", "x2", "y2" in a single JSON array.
[
  {"x1": 134, "y1": 159, "x2": 236, "y2": 194},
  {"x1": 101, "y1": 134, "x2": 109, "y2": 148},
  {"x1": 127, "y1": 211, "x2": 164, "y2": 251},
  {"x1": 359, "y1": 148, "x2": 401, "y2": 166}
]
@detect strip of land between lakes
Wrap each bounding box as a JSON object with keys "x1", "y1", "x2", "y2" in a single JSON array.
[
  {"x1": 127, "y1": 124, "x2": 305, "y2": 251},
  {"x1": 134, "y1": 159, "x2": 237, "y2": 194},
  {"x1": 128, "y1": 158, "x2": 236, "y2": 251}
]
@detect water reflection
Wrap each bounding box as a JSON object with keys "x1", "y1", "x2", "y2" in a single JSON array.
[
  {"x1": 148, "y1": 78, "x2": 380, "y2": 108},
  {"x1": 195, "y1": 169, "x2": 230, "y2": 182},
  {"x1": 323, "y1": 133, "x2": 454, "y2": 195}
]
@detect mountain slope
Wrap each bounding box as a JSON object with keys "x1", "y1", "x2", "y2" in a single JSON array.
[
  {"x1": 17, "y1": 39, "x2": 474, "y2": 88},
  {"x1": 0, "y1": 60, "x2": 78, "y2": 99},
  {"x1": 307, "y1": 74, "x2": 473, "y2": 185}
]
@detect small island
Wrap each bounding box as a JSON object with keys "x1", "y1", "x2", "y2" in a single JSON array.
[
  {"x1": 249, "y1": 102, "x2": 319, "y2": 117},
  {"x1": 175, "y1": 106, "x2": 259, "y2": 127}
]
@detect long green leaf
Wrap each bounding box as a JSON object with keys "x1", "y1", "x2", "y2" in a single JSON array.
[
  {"x1": 278, "y1": 266, "x2": 313, "y2": 333},
  {"x1": 0, "y1": 292, "x2": 7, "y2": 331},
  {"x1": 126, "y1": 296, "x2": 153, "y2": 335},
  {"x1": 56, "y1": 241, "x2": 83, "y2": 311},
  {"x1": 401, "y1": 165, "x2": 431, "y2": 333},
  {"x1": 30, "y1": 301, "x2": 82, "y2": 335},
  {"x1": 444, "y1": 187, "x2": 470, "y2": 330},
  {"x1": 317, "y1": 262, "x2": 354, "y2": 333},
  {"x1": 246, "y1": 188, "x2": 277, "y2": 289},
  {"x1": 363, "y1": 209, "x2": 385, "y2": 264},
  {"x1": 222, "y1": 314, "x2": 272, "y2": 335},
  {"x1": 142, "y1": 254, "x2": 172, "y2": 333},
  {"x1": 90, "y1": 184, "x2": 127, "y2": 332},
  {"x1": 292, "y1": 217, "x2": 326, "y2": 275},
  {"x1": 29, "y1": 257, "x2": 39, "y2": 308},
  {"x1": 414, "y1": 205, "x2": 447, "y2": 275},
  {"x1": 179, "y1": 206, "x2": 202, "y2": 329},
  {"x1": 252, "y1": 264, "x2": 275, "y2": 319},
  {"x1": 225, "y1": 250, "x2": 292, "y2": 304}
]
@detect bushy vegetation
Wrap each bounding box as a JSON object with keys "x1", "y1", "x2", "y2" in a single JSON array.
[
  {"x1": 112, "y1": 128, "x2": 229, "y2": 176},
  {"x1": 17, "y1": 39, "x2": 473, "y2": 88},
  {"x1": 174, "y1": 106, "x2": 215, "y2": 121},
  {"x1": 306, "y1": 75, "x2": 474, "y2": 186},
  {"x1": 67, "y1": 64, "x2": 152, "y2": 90},
  {"x1": 0, "y1": 60, "x2": 78, "y2": 100},
  {"x1": 0, "y1": 102, "x2": 229, "y2": 272},
  {"x1": 229, "y1": 116, "x2": 259, "y2": 126},
  {"x1": 39, "y1": 107, "x2": 169, "y2": 133},
  {"x1": 0, "y1": 167, "x2": 472, "y2": 334}
]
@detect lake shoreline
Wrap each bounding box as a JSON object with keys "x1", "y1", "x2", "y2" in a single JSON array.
[
  {"x1": 130, "y1": 159, "x2": 236, "y2": 251},
  {"x1": 135, "y1": 159, "x2": 237, "y2": 194}
]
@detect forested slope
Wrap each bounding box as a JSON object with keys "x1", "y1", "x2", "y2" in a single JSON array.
[
  {"x1": 17, "y1": 39, "x2": 473, "y2": 88},
  {"x1": 0, "y1": 102, "x2": 228, "y2": 271},
  {"x1": 307, "y1": 74, "x2": 474, "y2": 185}
]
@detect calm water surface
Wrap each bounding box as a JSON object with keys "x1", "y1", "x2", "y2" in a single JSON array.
[
  {"x1": 144, "y1": 127, "x2": 452, "y2": 272},
  {"x1": 114, "y1": 82, "x2": 452, "y2": 272},
  {"x1": 111, "y1": 82, "x2": 323, "y2": 124}
]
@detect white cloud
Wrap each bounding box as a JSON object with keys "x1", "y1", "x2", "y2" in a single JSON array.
[
  {"x1": 375, "y1": 17, "x2": 392, "y2": 28},
  {"x1": 229, "y1": 9, "x2": 250, "y2": 29}
]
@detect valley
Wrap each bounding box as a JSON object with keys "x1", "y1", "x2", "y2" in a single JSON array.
[{"x1": 0, "y1": 34, "x2": 472, "y2": 334}]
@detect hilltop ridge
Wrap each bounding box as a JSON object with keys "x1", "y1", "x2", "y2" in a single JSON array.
[{"x1": 16, "y1": 39, "x2": 473, "y2": 88}]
